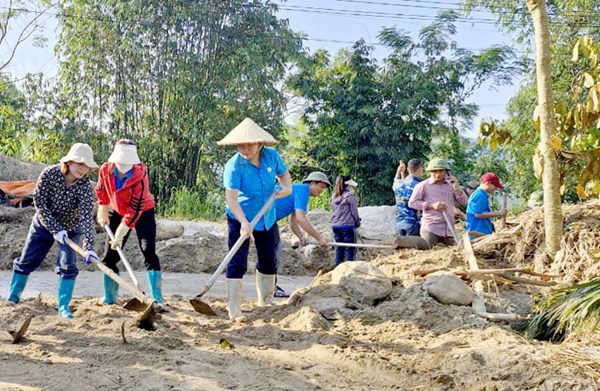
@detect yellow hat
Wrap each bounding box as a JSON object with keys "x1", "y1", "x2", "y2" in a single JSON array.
[{"x1": 217, "y1": 118, "x2": 279, "y2": 146}]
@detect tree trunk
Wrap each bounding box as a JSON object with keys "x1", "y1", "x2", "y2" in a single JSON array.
[{"x1": 526, "y1": 0, "x2": 562, "y2": 257}]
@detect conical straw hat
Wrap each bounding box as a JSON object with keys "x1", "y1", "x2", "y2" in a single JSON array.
[{"x1": 217, "y1": 118, "x2": 279, "y2": 146}]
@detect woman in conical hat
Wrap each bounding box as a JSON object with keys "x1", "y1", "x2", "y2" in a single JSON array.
[
  {"x1": 219, "y1": 118, "x2": 292, "y2": 321},
  {"x1": 8, "y1": 143, "x2": 99, "y2": 319}
]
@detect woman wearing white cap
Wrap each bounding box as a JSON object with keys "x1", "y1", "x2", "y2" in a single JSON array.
[
  {"x1": 95, "y1": 139, "x2": 163, "y2": 306},
  {"x1": 219, "y1": 118, "x2": 292, "y2": 321},
  {"x1": 330, "y1": 175, "x2": 361, "y2": 266},
  {"x1": 8, "y1": 143, "x2": 99, "y2": 318}
]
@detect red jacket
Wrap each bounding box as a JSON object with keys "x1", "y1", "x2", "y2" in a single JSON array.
[{"x1": 96, "y1": 162, "x2": 156, "y2": 228}]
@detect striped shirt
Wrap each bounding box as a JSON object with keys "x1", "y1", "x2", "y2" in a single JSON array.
[{"x1": 408, "y1": 177, "x2": 467, "y2": 238}]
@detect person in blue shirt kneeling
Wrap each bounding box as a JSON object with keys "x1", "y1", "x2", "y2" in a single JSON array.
[{"x1": 466, "y1": 173, "x2": 507, "y2": 239}]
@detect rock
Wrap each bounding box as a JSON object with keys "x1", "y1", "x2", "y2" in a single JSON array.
[
  {"x1": 156, "y1": 221, "x2": 184, "y2": 241},
  {"x1": 305, "y1": 206, "x2": 397, "y2": 244},
  {"x1": 279, "y1": 306, "x2": 332, "y2": 331},
  {"x1": 356, "y1": 206, "x2": 396, "y2": 242},
  {"x1": 423, "y1": 273, "x2": 474, "y2": 306},
  {"x1": 331, "y1": 261, "x2": 393, "y2": 305}
]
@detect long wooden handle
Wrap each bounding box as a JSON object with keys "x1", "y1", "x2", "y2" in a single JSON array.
[
  {"x1": 104, "y1": 224, "x2": 143, "y2": 293},
  {"x1": 308, "y1": 240, "x2": 396, "y2": 249},
  {"x1": 196, "y1": 193, "x2": 276, "y2": 298},
  {"x1": 502, "y1": 193, "x2": 508, "y2": 229},
  {"x1": 65, "y1": 238, "x2": 148, "y2": 303}
]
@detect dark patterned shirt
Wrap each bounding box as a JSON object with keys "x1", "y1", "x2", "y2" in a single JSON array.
[{"x1": 34, "y1": 165, "x2": 95, "y2": 251}]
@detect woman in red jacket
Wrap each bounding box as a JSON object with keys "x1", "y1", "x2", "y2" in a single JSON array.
[{"x1": 95, "y1": 139, "x2": 163, "y2": 306}]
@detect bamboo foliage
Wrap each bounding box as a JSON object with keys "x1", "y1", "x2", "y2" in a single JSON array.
[{"x1": 56, "y1": 0, "x2": 303, "y2": 202}]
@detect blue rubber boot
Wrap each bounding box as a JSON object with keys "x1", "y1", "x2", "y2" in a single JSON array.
[
  {"x1": 101, "y1": 274, "x2": 119, "y2": 305},
  {"x1": 8, "y1": 272, "x2": 29, "y2": 304},
  {"x1": 57, "y1": 278, "x2": 75, "y2": 318},
  {"x1": 147, "y1": 270, "x2": 163, "y2": 304}
]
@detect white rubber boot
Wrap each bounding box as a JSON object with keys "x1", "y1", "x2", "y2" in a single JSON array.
[
  {"x1": 256, "y1": 271, "x2": 276, "y2": 307},
  {"x1": 227, "y1": 279, "x2": 247, "y2": 322}
]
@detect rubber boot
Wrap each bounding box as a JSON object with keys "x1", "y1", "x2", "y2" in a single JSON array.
[
  {"x1": 57, "y1": 278, "x2": 75, "y2": 318},
  {"x1": 8, "y1": 272, "x2": 29, "y2": 304},
  {"x1": 227, "y1": 279, "x2": 247, "y2": 322},
  {"x1": 101, "y1": 274, "x2": 119, "y2": 305},
  {"x1": 147, "y1": 270, "x2": 164, "y2": 304},
  {"x1": 256, "y1": 271, "x2": 276, "y2": 307}
]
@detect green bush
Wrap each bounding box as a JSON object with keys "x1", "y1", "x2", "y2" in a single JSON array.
[{"x1": 160, "y1": 187, "x2": 225, "y2": 221}]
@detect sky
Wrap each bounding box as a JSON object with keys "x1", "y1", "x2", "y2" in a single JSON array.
[{"x1": 3, "y1": 0, "x2": 528, "y2": 137}]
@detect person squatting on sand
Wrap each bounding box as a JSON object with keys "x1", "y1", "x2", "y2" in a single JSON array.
[
  {"x1": 330, "y1": 175, "x2": 361, "y2": 266},
  {"x1": 96, "y1": 139, "x2": 164, "y2": 307},
  {"x1": 8, "y1": 143, "x2": 99, "y2": 318},
  {"x1": 274, "y1": 171, "x2": 331, "y2": 296},
  {"x1": 219, "y1": 118, "x2": 292, "y2": 321},
  {"x1": 408, "y1": 158, "x2": 467, "y2": 247}
]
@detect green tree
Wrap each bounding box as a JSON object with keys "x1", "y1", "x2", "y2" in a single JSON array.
[{"x1": 56, "y1": 0, "x2": 303, "y2": 203}]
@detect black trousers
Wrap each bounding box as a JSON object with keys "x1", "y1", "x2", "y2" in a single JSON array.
[{"x1": 102, "y1": 208, "x2": 161, "y2": 273}]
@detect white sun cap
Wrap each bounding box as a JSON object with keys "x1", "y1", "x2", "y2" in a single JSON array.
[{"x1": 108, "y1": 143, "x2": 141, "y2": 165}]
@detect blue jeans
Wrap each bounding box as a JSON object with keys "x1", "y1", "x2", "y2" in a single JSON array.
[
  {"x1": 226, "y1": 217, "x2": 280, "y2": 279},
  {"x1": 14, "y1": 215, "x2": 81, "y2": 279},
  {"x1": 333, "y1": 227, "x2": 356, "y2": 266}
]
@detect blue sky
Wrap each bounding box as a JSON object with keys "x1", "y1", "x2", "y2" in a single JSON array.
[{"x1": 4, "y1": 0, "x2": 527, "y2": 137}]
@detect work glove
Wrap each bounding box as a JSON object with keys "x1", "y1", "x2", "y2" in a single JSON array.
[
  {"x1": 83, "y1": 250, "x2": 99, "y2": 265},
  {"x1": 54, "y1": 230, "x2": 68, "y2": 245},
  {"x1": 97, "y1": 204, "x2": 109, "y2": 227},
  {"x1": 110, "y1": 222, "x2": 130, "y2": 250}
]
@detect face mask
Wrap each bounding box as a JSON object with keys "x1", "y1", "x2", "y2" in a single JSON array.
[{"x1": 115, "y1": 163, "x2": 133, "y2": 173}]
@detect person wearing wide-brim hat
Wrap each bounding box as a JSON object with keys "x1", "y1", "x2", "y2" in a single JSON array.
[
  {"x1": 219, "y1": 118, "x2": 292, "y2": 321},
  {"x1": 95, "y1": 139, "x2": 164, "y2": 307},
  {"x1": 330, "y1": 175, "x2": 361, "y2": 266},
  {"x1": 408, "y1": 158, "x2": 467, "y2": 247},
  {"x1": 8, "y1": 143, "x2": 99, "y2": 318},
  {"x1": 272, "y1": 171, "x2": 331, "y2": 297}
]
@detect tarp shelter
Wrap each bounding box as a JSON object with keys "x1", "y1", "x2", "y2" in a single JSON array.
[{"x1": 0, "y1": 180, "x2": 36, "y2": 207}]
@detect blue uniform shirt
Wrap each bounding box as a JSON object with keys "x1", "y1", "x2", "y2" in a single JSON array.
[
  {"x1": 113, "y1": 166, "x2": 133, "y2": 191},
  {"x1": 223, "y1": 147, "x2": 287, "y2": 231},
  {"x1": 393, "y1": 175, "x2": 421, "y2": 226},
  {"x1": 275, "y1": 183, "x2": 310, "y2": 221},
  {"x1": 466, "y1": 187, "x2": 494, "y2": 236}
]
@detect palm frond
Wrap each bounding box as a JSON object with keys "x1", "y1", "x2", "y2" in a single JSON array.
[{"x1": 527, "y1": 279, "x2": 600, "y2": 341}]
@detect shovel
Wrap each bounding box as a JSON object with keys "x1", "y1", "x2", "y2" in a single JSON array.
[
  {"x1": 65, "y1": 238, "x2": 158, "y2": 330},
  {"x1": 1, "y1": 315, "x2": 34, "y2": 344},
  {"x1": 441, "y1": 210, "x2": 460, "y2": 244},
  {"x1": 308, "y1": 240, "x2": 397, "y2": 249},
  {"x1": 189, "y1": 193, "x2": 276, "y2": 315},
  {"x1": 103, "y1": 224, "x2": 146, "y2": 311}
]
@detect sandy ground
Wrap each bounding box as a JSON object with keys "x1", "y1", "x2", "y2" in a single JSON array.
[
  {"x1": 2, "y1": 204, "x2": 600, "y2": 390},
  {"x1": 0, "y1": 263, "x2": 598, "y2": 390}
]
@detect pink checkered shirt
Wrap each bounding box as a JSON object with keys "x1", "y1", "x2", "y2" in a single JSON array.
[{"x1": 408, "y1": 178, "x2": 467, "y2": 238}]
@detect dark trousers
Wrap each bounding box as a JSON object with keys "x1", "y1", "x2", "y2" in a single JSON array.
[
  {"x1": 421, "y1": 230, "x2": 455, "y2": 247},
  {"x1": 333, "y1": 227, "x2": 356, "y2": 266},
  {"x1": 14, "y1": 215, "x2": 82, "y2": 279},
  {"x1": 102, "y1": 209, "x2": 161, "y2": 273},
  {"x1": 226, "y1": 217, "x2": 279, "y2": 279}
]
